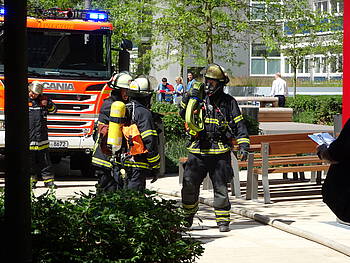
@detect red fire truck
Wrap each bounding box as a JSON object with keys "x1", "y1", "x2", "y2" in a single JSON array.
[{"x1": 0, "y1": 8, "x2": 130, "y2": 175}]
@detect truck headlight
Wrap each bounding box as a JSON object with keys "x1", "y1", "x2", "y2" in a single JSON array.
[{"x1": 0, "y1": 120, "x2": 4, "y2": 131}]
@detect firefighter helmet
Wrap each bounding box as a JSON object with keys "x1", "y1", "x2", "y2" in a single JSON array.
[
  {"x1": 128, "y1": 77, "x2": 152, "y2": 97},
  {"x1": 108, "y1": 71, "x2": 132, "y2": 89},
  {"x1": 28, "y1": 81, "x2": 44, "y2": 95},
  {"x1": 204, "y1": 64, "x2": 229, "y2": 84}
]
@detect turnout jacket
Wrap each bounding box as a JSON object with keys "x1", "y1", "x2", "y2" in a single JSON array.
[
  {"x1": 180, "y1": 89, "x2": 250, "y2": 155},
  {"x1": 29, "y1": 95, "x2": 57, "y2": 151},
  {"x1": 92, "y1": 93, "x2": 120, "y2": 170},
  {"x1": 123, "y1": 100, "x2": 160, "y2": 170},
  {"x1": 92, "y1": 96, "x2": 160, "y2": 171}
]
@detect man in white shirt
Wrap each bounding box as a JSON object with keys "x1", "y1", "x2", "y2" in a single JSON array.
[{"x1": 270, "y1": 72, "x2": 288, "y2": 107}]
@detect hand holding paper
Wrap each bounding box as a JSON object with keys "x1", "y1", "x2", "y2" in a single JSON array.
[{"x1": 308, "y1": 133, "x2": 335, "y2": 146}]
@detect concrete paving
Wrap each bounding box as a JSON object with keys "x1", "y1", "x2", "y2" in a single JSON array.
[
  {"x1": 149, "y1": 172, "x2": 350, "y2": 262},
  {"x1": 259, "y1": 122, "x2": 333, "y2": 135}
]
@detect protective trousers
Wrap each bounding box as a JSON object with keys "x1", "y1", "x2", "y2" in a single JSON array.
[
  {"x1": 181, "y1": 152, "x2": 232, "y2": 225},
  {"x1": 30, "y1": 149, "x2": 55, "y2": 184}
]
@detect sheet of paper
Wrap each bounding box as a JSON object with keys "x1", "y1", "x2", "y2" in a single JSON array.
[{"x1": 308, "y1": 133, "x2": 335, "y2": 146}]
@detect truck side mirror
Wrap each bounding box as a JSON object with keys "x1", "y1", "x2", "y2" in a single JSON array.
[{"x1": 117, "y1": 39, "x2": 133, "y2": 72}]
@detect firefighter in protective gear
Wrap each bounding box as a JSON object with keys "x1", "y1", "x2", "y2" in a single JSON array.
[
  {"x1": 92, "y1": 71, "x2": 132, "y2": 192},
  {"x1": 113, "y1": 76, "x2": 160, "y2": 190},
  {"x1": 180, "y1": 64, "x2": 250, "y2": 232},
  {"x1": 28, "y1": 81, "x2": 57, "y2": 189}
]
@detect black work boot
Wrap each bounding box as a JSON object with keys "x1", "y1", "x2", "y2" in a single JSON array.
[
  {"x1": 218, "y1": 222, "x2": 230, "y2": 232},
  {"x1": 184, "y1": 216, "x2": 194, "y2": 228},
  {"x1": 44, "y1": 181, "x2": 57, "y2": 189}
]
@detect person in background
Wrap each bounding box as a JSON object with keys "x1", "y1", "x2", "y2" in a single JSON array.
[
  {"x1": 173, "y1": 76, "x2": 184, "y2": 104},
  {"x1": 270, "y1": 72, "x2": 288, "y2": 107},
  {"x1": 28, "y1": 81, "x2": 57, "y2": 189},
  {"x1": 157, "y1": 77, "x2": 174, "y2": 103},
  {"x1": 186, "y1": 72, "x2": 196, "y2": 94}
]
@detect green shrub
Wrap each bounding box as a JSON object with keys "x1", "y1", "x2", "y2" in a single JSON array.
[
  {"x1": 151, "y1": 102, "x2": 179, "y2": 114},
  {"x1": 165, "y1": 138, "x2": 188, "y2": 173},
  {"x1": 0, "y1": 190, "x2": 204, "y2": 263},
  {"x1": 243, "y1": 114, "x2": 261, "y2": 135},
  {"x1": 286, "y1": 95, "x2": 342, "y2": 125}
]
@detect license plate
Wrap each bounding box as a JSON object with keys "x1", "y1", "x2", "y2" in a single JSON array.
[{"x1": 49, "y1": 140, "x2": 68, "y2": 148}]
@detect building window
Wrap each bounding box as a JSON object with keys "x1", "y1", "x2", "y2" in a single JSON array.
[
  {"x1": 251, "y1": 59, "x2": 265, "y2": 74},
  {"x1": 251, "y1": 43, "x2": 281, "y2": 75},
  {"x1": 315, "y1": 1, "x2": 329, "y2": 12},
  {"x1": 267, "y1": 59, "x2": 280, "y2": 75},
  {"x1": 251, "y1": 3, "x2": 265, "y2": 20}
]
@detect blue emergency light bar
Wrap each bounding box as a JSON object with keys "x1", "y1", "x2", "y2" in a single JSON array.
[
  {"x1": 86, "y1": 11, "x2": 108, "y2": 22},
  {"x1": 0, "y1": 6, "x2": 108, "y2": 22}
]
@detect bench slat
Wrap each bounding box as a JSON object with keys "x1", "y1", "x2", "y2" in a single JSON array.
[{"x1": 253, "y1": 164, "x2": 329, "y2": 174}]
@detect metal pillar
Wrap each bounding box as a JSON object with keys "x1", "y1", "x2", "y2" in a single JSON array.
[{"x1": 3, "y1": 0, "x2": 31, "y2": 262}]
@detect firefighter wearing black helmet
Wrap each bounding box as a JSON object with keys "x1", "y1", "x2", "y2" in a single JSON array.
[
  {"x1": 92, "y1": 71, "x2": 133, "y2": 191},
  {"x1": 179, "y1": 64, "x2": 250, "y2": 232}
]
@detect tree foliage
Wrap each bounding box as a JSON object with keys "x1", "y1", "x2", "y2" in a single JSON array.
[
  {"x1": 153, "y1": 0, "x2": 253, "y2": 69},
  {"x1": 259, "y1": 0, "x2": 343, "y2": 96}
]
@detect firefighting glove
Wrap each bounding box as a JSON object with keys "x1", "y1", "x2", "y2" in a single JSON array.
[
  {"x1": 238, "y1": 148, "x2": 248, "y2": 161},
  {"x1": 39, "y1": 95, "x2": 48, "y2": 106}
]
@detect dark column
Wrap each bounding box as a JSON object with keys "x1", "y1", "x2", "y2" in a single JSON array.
[{"x1": 3, "y1": 0, "x2": 31, "y2": 262}]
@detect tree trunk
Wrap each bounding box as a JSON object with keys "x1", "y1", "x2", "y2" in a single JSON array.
[
  {"x1": 180, "y1": 41, "x2": 185, "y2": 78},
  {"x1": 204, "y1": 2, "x2": 214, "y2": 64},
  {"x1": 293, "y1": 65, "x2": 297, "y2": 98}
]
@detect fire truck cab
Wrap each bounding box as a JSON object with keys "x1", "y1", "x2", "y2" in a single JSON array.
[{"x1": 0, "y1": 8, "x2": 125, "y2": 175}]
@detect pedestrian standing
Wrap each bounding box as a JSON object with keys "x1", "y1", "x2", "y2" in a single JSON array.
[
  {"x1": 186, "y1": 72, "x2": 196, "y2": 94},
  {"x1": 173, "y1": 76, "x2": 184, "y2": 104},
  {"x1": 157, "y1": 77, "x2": 174, "y2": 103},
  {"x1": 29, "y1": 81, "x2": 57, "y2": 189},
  {"x1": 270, "y1": 72, "x2": 288, "y2": 107},
  {"x1": 180, "y1": 64, "x2": 250, "y2": 232}
]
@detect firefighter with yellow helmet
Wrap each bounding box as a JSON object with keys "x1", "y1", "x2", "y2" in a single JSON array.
[
  {"x1": 28, "y1": 81, "x2": 57, "y2": 188},
  {"x1": 92, "y1": 71, "x2": 132, "y2": 191},
  {"x1": 180, "y1": 64, "x2": 250, "y2": 232}
]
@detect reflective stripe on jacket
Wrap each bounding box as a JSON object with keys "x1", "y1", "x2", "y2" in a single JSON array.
[
  {"x1": 29, "y1": 95, "x2": 57, "y2": 151},
  {"x1": 180, "y1": 89, "x2": 249, "y2": 155}
]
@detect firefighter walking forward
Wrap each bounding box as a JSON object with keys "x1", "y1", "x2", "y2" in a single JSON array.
[
  {"x1": 28, "y1": 81, "x2": 58, "y2": 189},
  {"x1": 179, "y1": 64, "x2": 250, "y2": 232}
]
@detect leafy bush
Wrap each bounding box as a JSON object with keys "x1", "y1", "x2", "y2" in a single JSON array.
[
  {"x1": 165, "y1": 138, "x2": 189, "y2": 173},
  {"x1": 286, "y1": 95, "x2": 342, "y2": 125},
  {"x1": 151, "y1": 102, "x2": 179, "y2": 114},
  {"x1": 243, "y1": 114, "x2": 260, "y2": 135},
  {"x1": 0, "y1": 190, "x2": 204, "y2": 263}
]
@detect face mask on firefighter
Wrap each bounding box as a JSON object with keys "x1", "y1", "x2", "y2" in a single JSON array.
[{"x1": 205, "y1": 78, "x2": 220, "y2": 94}]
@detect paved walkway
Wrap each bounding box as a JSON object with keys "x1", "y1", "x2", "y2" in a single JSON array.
[{"x1": 149, "y1": 173, "x2": 350, "y2": 262}]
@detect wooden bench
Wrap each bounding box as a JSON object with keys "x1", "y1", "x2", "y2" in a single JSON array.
[
  {"x1": 245, "y1": 139, "x2": 329, "y2": 204},
  {"x1": 258, "y1": 107, "x2": 293, "y2": 122},
  {"x1": 178, "y1": 132, "x2": 326, "y2": 200},
  {"x1": 235, "y1": 96, "x2": 279, "y2": 107}
]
